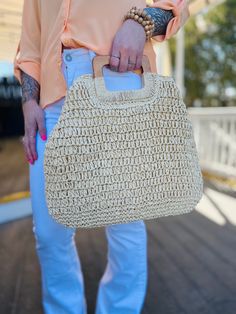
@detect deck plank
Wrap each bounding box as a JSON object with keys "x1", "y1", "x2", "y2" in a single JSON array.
[
  {"x1": 0, "y1": 219, "x2": 33, "y2": 314},
  {"x1": 0, "y1": 209, "x2": 235, "y2": 314},
  {"x1": 0, "y1": 137, "x2": 29, "y2": 198},
  {"x1": 174, "y1": 215, "x2": 236, "y2": 293}
]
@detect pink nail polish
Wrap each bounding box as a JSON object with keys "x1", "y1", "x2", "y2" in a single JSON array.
[
  {"x1": 29, "y1": 159, "x2": 33, "y2": 165},
  {"x1": 41, "y1": 134, "x2": 47, "y2": 141}
]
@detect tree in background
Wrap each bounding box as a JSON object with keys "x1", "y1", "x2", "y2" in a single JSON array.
[{"x1": 170, "y1": 0, "x2": 236, "y2": 107}]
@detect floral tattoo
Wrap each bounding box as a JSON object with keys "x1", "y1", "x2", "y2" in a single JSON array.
[
  {"x1": 143, "y1": 7, "x2": 174, "y2": 36},
  {"x1": 21, "y1": 71, "x2": 40, "y2": 105}
]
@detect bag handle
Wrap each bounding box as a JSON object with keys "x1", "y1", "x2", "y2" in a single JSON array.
[{"x1": 92, "y1": 55, "x2": 151, "y2": 78}]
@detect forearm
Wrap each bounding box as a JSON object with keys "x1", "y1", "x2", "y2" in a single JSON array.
[
  {"x1": 20, "y1": 70, "x2": 40, "y2": 104},
  {"x1": 143, "y1": 7, "x2": 174, "y2": 37}
]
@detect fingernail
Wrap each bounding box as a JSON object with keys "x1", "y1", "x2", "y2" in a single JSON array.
[
  {"x1": 41, "y1": 134, "x2": 47, "y2": 141},
  {"x1": 29, "y1": 159, "x2": 34, "y2": 165}
]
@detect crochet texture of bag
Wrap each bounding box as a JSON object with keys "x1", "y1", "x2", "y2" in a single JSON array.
[{"x1": 44, "y1": 58, "x2": 204, "y2": 228}]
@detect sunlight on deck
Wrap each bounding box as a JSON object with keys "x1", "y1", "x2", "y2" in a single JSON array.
[{"x1": 196, "y1": 187, "x2": 236, "y2": 226}]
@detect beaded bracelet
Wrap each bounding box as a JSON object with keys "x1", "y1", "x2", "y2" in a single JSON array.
[{"x1": 123, "y1": 6, "x2": 155, "y2": 41}]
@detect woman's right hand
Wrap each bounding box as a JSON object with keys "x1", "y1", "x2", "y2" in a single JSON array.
[{"x1": 22, "y1": 99, "x2": 47, "y2": 164}]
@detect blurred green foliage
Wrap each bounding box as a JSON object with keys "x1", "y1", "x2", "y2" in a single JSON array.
[{"x1": 170, "y1": 0, "x2": 236, "y2": 107}]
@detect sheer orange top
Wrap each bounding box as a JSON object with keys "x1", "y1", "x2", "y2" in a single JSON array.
[{"x1": 14, "y1": 0, "x2": 189, "y2": 109}]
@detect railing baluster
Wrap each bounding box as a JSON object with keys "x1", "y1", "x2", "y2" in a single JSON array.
[{"x1": 188, "y1": 107, "x2": 236, "y2": 178}]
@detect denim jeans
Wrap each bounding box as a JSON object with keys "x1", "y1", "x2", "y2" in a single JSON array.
[{"x1": 29, "y1": 47, "x2": 148, "y2": 314}]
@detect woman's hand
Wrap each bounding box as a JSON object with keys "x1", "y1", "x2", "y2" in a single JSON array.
[
  {"x1": 22, "y1": 100, "x2": 47, "y2": 164},
  {"x1": 109, "y1": 19, "x2": 146, "y2": 72},
  {"x1": 20, "y1": 71, "x2": 46, "y2": 165}
]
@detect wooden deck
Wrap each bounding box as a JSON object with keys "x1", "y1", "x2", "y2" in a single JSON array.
[
  {"x1": 0, "y1": 137, "x2": 29, "y2": 198},
  {"x1": 0, "y1": 137, "x2": 236, "y2": 314},
  {"x1": 0, "y1": 197, "x2": 236, "y2": 314}
]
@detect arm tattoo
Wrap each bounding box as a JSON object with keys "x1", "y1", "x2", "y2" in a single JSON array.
[
  {"x1": 21, "y1": 70, "x2": 40, "y2": 105},
  {"x1": 143, "y1": 7, "x2": 174, "y2": 36}
]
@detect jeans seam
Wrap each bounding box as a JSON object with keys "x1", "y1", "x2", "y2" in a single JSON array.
[{"x1": 137, "y1": 221, "x2": 148, "y2": 307}]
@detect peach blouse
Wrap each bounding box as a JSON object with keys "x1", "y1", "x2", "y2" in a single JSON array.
[{"x1": 14, "y1": 0, "x2": 189, "y2": 109}]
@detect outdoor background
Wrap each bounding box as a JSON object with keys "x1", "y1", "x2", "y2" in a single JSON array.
[{"x1": 0, "y1": 1, "x2": 235, "y2": 314}]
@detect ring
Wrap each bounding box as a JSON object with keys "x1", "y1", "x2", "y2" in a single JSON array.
[{"x1": 128, "y1": 62, "x2": 136, "y2": 65}]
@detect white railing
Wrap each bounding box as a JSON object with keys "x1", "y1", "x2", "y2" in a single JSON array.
[{"x1": 188, "y1": 106, "x2": 236, "y2": 178}]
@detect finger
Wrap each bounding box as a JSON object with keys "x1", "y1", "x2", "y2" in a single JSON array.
[
  {"x1": 37, "y1": 113, "x2": 47, "y2": 141},
  {"x1": 119, "y1": 52, "x2": 129, "y2": 72},
  {"x1": 28, "y1": 134, "x2": 37, "y2": 161},
  {"x1": 22, "y1": 136, "x2": 33, "y2": 164},
  {"x1": 109, "y1": 55, "x2": 120, "y2": 72},
  {"x1": 135, "y1": 54, "x2": 143, "y2": 71},
  {"x1": 127, "y1": 54, "x2": 137, "y2": 72},
  {"x1": 109, "y1": 42, "x2": 120, "y2": 71},
  {"x1": 26, "y1": 123, "x2": 37, "y2": 161},
  {"x1": 22, "y1": 123, "x2": 34, "y2": 162}
]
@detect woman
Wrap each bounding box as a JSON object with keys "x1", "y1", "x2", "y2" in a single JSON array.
[{"x1": 14, "y1": 1, "x2": 189, "y2": 313}]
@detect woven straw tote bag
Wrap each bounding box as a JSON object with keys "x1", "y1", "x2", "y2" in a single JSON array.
[{"x1": 44, "y1": 55, "x2": 203, "y2": 228}]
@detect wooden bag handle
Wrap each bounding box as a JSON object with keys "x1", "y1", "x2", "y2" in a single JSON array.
[{"x1": 92, "y1": 55, "x2": 151, "y2": 78}]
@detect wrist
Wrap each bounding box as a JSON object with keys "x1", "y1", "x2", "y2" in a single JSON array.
[
  {"x1": 22, "y1": 98, "x2": 39, "y2": 108},
  {"x1": 123, "y1": 18, "x2": 146, "y2": 38},
  {"x1": 123, "y1": 7, "x2": 155, "y2": 40}
]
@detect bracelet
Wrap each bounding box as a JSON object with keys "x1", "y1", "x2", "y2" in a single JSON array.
[
  {"x1": 123, "y1": 6, "x2": 155, "y2": 41},
  {"x1": 143, "y1": 7, "x2": 174, "y2": 37}
]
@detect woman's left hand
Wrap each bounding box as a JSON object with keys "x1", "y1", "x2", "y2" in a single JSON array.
[{"x1": 109, "y1": 19, "x2": 146, "y2": 72}]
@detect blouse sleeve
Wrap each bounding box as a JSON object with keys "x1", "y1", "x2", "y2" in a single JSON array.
[
  {"x1": 13, "y1": 0, "x2": 41, "y2": 85},
  {"x1": 148, "y1": 0, "x2": 190, "y2": 42}
]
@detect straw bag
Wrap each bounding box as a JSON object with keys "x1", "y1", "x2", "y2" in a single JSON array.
[{"x1": 44, "y1": 55, "x2": 203, "y2": 228}]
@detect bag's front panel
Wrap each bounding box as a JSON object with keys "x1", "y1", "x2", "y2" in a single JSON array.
[{"x1": 44, "y1": 74, "x2": 203, "y2": 228}]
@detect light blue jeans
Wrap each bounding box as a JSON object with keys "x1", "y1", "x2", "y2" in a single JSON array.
[{"x1": 29, "y1": 47, "x2": 148, "y2": 314}]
